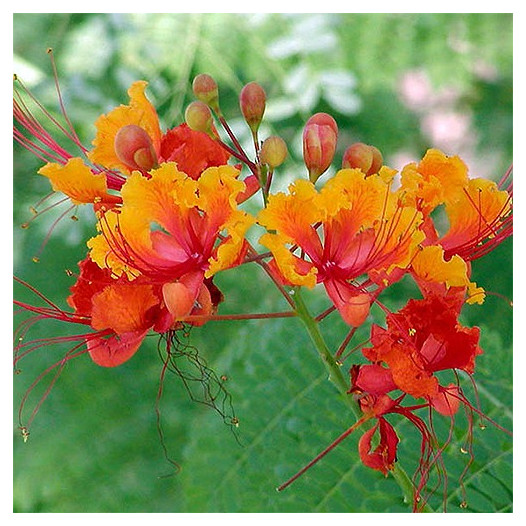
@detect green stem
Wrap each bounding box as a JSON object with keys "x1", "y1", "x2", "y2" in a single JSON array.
[
  {"x1": 292, "y1": 288, "x2": 433, "y2": 513},
  {"x1": 292, "y1": 288, "x2": 360, "y2": 418}
]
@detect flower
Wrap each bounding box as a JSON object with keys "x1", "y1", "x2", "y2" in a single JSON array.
[
  {"x1": 14, "y1": 80, "x2": 255, "y2": 370},
  {"x1": 362, "y1": 294, "x2": 482, "y2": 399},
  {"x1": 400, "y1": 149, "x2": 513, "y2": 303},
  {"x1": 258, "y1": 167, "x2": 424, "y2": 326},
  {"x1": 87, "y1": 163, "x2": 253, "y2": 299}
]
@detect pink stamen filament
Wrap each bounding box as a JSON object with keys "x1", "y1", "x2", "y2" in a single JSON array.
[{"x1": 180, "y1": 311, "x2": 296, "y2": 323}]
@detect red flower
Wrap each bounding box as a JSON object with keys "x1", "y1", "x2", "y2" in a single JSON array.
[{"x1": 362, "y1": 294, "x2": 482, "y2": 399}]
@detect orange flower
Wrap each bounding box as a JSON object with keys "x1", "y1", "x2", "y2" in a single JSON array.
[
  {"x1": 400, "y1": 150, "x2": 512, "y2": 304},
  {"x1": 88, "y1": 162, "x2": 254, "y2": 322},
  {"x1": 259, "y1": 168, "x2": 424, "y2": 325}
]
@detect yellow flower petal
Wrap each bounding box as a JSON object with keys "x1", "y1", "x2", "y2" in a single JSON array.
[
  {"x1": 412, "y1": 245, "x2": 469, "y2": 288},
  {"x1": 466, "y1": 282, "x2": 486, "y2": 305},
  {"x1": 87, "y1": 210, "x2": 140, "y2": 280},
  {"x1": 38, "y1": 158, "x2": 120, "y2": 205},
  {"x1": 206, "y1": 210, "x2": 254, "y2": 278},
  {"x1": 259, "y1": 233, "x2": 317, "y2": 288},
  {"x1": 400, "y1": 149, "x2": 469, "y2": 214}
]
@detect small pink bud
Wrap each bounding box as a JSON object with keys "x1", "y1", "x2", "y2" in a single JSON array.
[
  {"x1": 302, "y1": 113, "x2": 338, "y2": 183},
  {"x1": 259, "y1": 136, "x2": 288, "y2": 168},
  {"x1": 342, "y1": 142, "x2": 383, "y2": 176},
  {"x1": 114, "y1": 124, "x2": 158, "y2": 172},
  {"x1": 239, "y1": 82, "x2": 266, "y2": 133},
  {"x1": 192, "y1": 73, "x2": 219, "y2": 111},
  {"x1": 185, "y1": 101, "x2": 214, "y2": 136}
]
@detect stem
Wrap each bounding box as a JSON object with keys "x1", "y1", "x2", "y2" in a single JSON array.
[
  {"x1": 292, "y1": 288, "x2": 360, "y2": 419},
  {"x1": 292, "y1": 288, "x2": 433, "y2": 512}
]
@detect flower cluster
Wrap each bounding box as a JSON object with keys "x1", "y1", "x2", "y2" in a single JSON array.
[{"x1": 13, "y1": 59, "x2": 512, "y2": 512}]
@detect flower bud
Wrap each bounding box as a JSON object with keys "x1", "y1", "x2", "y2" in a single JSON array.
[
  {"x1": 239, "y1": 82, "x2": 266, "y2": 134},
  {"x1": 342, "y1": 142, "x2": 383, "y2": 176},
  {"x1": 192, "y1": 73, "x2": 219, "y2": 112},
  {"x1": 302, "y1": 113, "x2": 338, "y2": 183},
  {"x1": 185, "y1": 101, "x2": 214, "y2": 136},
  {"x1": 114, "y1": 124, "x2": 158, "y2": 172},
  {"x1": 259, "y1": 136, "x2": 288, "y2": 168}
]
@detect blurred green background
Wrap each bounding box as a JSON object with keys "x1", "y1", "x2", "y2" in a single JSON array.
[{"x1": 13, "y1": 13, "x2": 512, "y2": 513}]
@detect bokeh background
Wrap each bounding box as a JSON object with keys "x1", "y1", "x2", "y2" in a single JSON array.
[{"x1": 13, "y1": 13, "x2": 512, "y2": 513}]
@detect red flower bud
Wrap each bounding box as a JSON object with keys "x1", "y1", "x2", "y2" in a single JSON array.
[
  {"x1": 185, "y1": 101, "x2": 214, "y2": 136},
  {"x1": 114, "y1": 124, "x2": 158, "y2": 172},
  {"x1": 239, "y1": 82, "x2": 266, "y2": 133},
  {"x1": 192, "y1": 73, "x2": 219, "y2": 112},
  {"x1": 302, "y1": 113, "x2": 338, "y2": 182},
  {"x1": 342, "y1": 142, "x2": 383, "y2": 176},
  {"x1": 260, "y1": 136, "x2": 288, "y2": 168}
]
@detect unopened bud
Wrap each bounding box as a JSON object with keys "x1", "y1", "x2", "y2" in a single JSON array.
[
  {"x1": 260, "y1": 136, "x2": 288, "y2": 168},
  {"x1": 342, "y1": 143, "x2": 383, "y2": 176},
  {"x1": 239, "y1": 82, "x2": 266, "y2": 134},
  {"x1": 114, "y1": 124, "x2": 158, "y2": 172},
  {"x1": 185, "y1": 101, "x2": 214, "y2": 136},
  {"x1": 302, "y1": 113, "x2": 338, "y2": 183},
  {"x1": 192, "y1": 74, "x2": 219, "y2": 112}
]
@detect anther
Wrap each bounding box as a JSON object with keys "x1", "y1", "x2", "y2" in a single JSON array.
[
  {"x1": 21, "y1": 223, "x2": 29, "y2": 229},
  {"x1": 459, "y1": 501, "x2": 468, "y2": 509},
  {"x1": 460, "y1": 447, "x2": 468, "y2": 454},
  {"x1": 70, "y1": 215, "x2": 78, "y2": 221},
  {"x1": 408, "y1": 328, "x2": 416, "y2": 336},
  {"x1": 231, "y1": 417, "x2": 240, "y2": 427},
  {"x1": 65, "y1": 269, "x2": 73, "y2": 277},
  {"x1": 29, "y1": 206, "x2": 38, "y2": 215},
  {"x1": 32, "y1": 256, "x2": 40, "y2": 263},
  {"x1": 20, "y1": 427, "x2": 30, "y2": 443}
]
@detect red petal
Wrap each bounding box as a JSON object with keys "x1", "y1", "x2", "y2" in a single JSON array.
[{"x1": 87, "y1": 330, "x2": 147, "y2": 367}]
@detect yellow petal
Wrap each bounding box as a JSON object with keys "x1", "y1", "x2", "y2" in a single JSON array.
[
  {"x1": 87, "y1": 210, "x2": 140, "y2": 280},
  {"x1": 412, "y1": 245, "x2": 469, "y2": 288},
  {"x1": 206, "y1": 210, "x2": 254, "y2": 278},
  {"x1": 38, "y1": 158, "x2": 120, "y2": 205},
  {"x1": 400, "y1": 149, "x2": 469, "y2": 214},
  {"x1": 259, "y1": 233, "x2": 317, "y2": 288}
]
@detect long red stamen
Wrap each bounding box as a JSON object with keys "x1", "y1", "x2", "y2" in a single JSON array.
[{"x1": 277, "y1": 415, "x2": 371, "y2": 492}]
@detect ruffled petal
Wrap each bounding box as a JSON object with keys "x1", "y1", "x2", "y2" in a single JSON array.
[
  {"x1": 259, "y1": 233, "x2": 317, "y2": 288},
  {"x1": 90, "y1": 283, "x2": 159, "y2": 334},
  {"x1": 400, "y1": 149, "x2": 469, "y2": 214},
  {"x1": 160, "y1": 123, "x2": 230, "y2": 179},
  {"x1": 411, "y1": 245, "x2": 469, "y2": 289},
  {"x1": 258, "y1": 179, "x2": 323, "y2": 261},
  {"x1": 38, "y1": 158, "x2": 121, "y2": 206}
]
